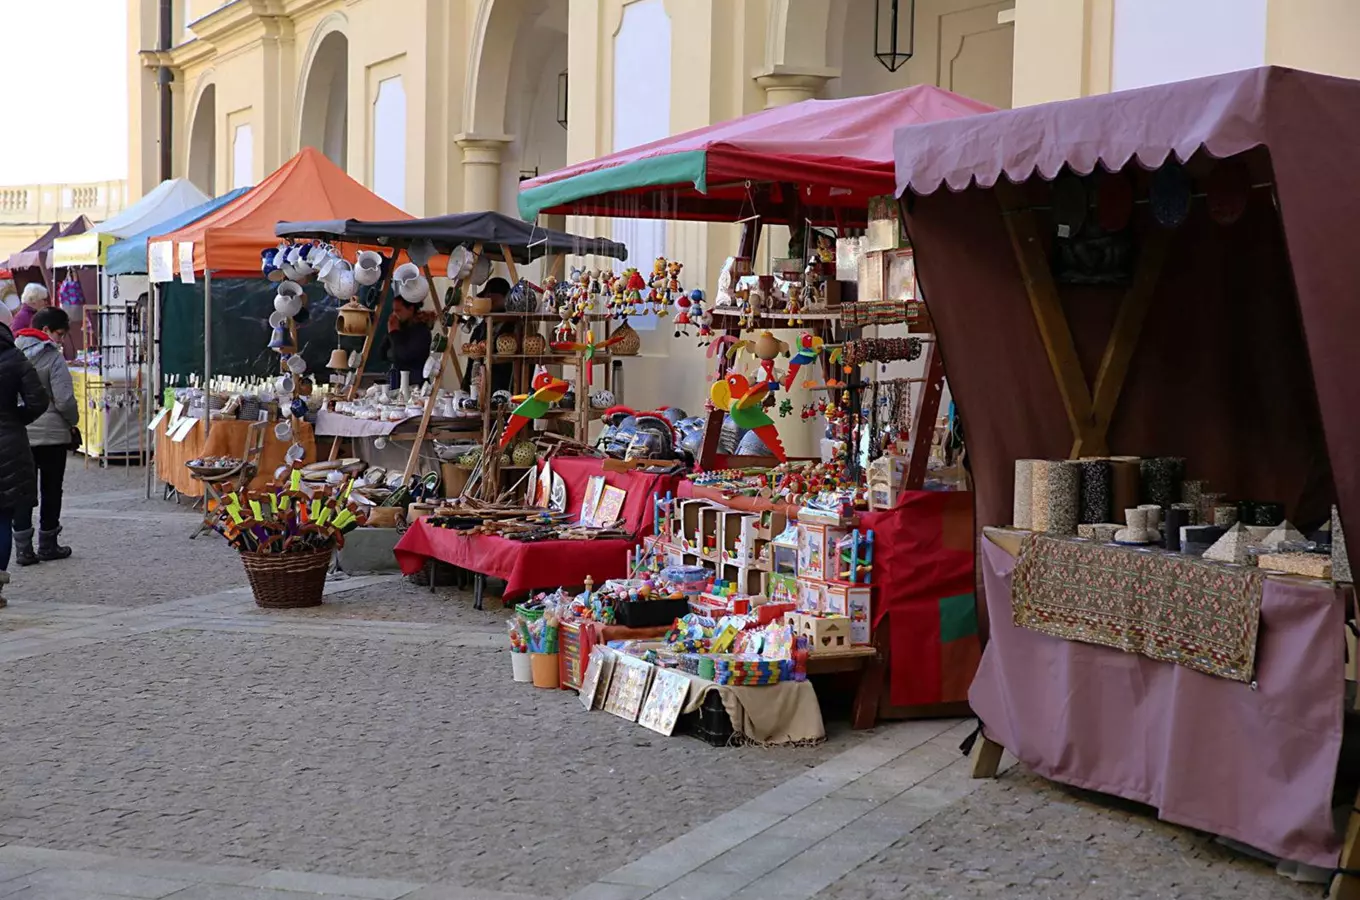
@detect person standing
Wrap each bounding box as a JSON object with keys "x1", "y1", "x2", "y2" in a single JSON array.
[
  {"x1": 383, "y1": 294, "x2": 435, "y2": 391},
  {"x1": 10, "y1": 283, "x2": 50, "y2": 333},
  {"x1": 0, "y1": 321, "x2": 49, "y2": 606},
  {"x1": 13, "y1": 307, "x2": 77, "y2": 565}
]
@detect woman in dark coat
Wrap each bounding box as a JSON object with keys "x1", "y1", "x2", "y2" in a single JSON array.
[{"x1": 0, "y1": 322, "x2": 49, "y2": 607}]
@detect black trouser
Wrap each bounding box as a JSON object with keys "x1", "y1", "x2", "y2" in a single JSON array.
[{"x1": 15, "y1": 444, "x2": 67, "y2": 533}]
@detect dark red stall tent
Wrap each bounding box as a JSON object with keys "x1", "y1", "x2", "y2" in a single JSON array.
[
  {"x1": 891, "y1": 66, "x2": 1360, "y2": 877},
  {"x1": 518, "y1": 84, "x2": 994, "y2": 224}
]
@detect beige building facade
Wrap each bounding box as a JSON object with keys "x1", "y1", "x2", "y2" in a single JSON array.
[
  {"x1": 124, "y1": 0, "x2": 1360, "y2": 418},
  {"x1": 0, "y1": 182, "x2": 127, "y2": 258}
]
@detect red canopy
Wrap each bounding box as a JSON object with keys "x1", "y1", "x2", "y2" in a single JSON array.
[{"x1": 518, "y1": 85, "x2": 994, "y2": 225}]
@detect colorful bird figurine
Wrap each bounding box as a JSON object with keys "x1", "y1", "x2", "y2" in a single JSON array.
[
  {"x1": 500, "y1": 371, "x2": 570, "y2": 448},
  {"x1": 783, "y1": 332, "x2": 825, "y2": 391},
  {"x1": 550, "y1": 329, "x2": 625, "y2": 385},
  {"x1": 710, "y1": 373, "x2": 787, "y2": 462}
]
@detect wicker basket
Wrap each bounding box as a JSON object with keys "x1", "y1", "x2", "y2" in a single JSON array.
[
  {"x1": 610, "y1": 323, "x2": 641, "y2": 356},
  {"x1": 239, "y1": 548, "x2": 333, "y2": 608}
]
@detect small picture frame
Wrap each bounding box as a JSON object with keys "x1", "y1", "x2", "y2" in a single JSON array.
[
  {"x1": 637, "y1": 668, "x2": 690, "y2": 736},
  {"x1": 603, "y1": 656, "x2": 653, "y2": 722},
  {"x1": 578, "y1": 647, "x2": 615, "y2": 711}
]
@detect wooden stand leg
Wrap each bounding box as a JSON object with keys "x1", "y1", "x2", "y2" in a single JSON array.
[
  {"x1": 1330, "y1": 788, "x2": 1360, "y2": 899},
  {"x1": 970, "y1": 735, "x2": 1004, "y2": 779},
  {"x1": 851, "y1": 654, "x2": 885, "y2": 730},
  {"x1": 474, "y1": 573, "x2": 486, "y2": 611}
]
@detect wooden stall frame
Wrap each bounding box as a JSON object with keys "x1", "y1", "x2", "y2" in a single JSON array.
[{"x1": 970, "y1": 186, "x2": 1171, "y2": 778}]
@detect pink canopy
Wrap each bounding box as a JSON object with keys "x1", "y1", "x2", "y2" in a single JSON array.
[{"x1": 519, "y1": 85, "x2": 994, "y2": 225}]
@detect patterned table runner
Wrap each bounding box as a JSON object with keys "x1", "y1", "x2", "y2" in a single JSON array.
[{"x1": 1011, "y1": 534, "x2": 1264, "y2": 683}]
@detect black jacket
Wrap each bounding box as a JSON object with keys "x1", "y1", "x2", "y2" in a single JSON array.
[{"x1": 0, "y1": 323, "x2": 49, "y2": 512}]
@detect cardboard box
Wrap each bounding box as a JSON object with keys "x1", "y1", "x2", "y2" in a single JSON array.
[
  {"x1": 825, "y1": 583, "x2": 872, "y2": 644},
  {"x1": 768, "y1": 572, "x2": 800, "y2": 606},
  {"x1": 720, "y1": 510, "x2": 761, "y2": 566},
  {"x1": 797, "y1": 524, "x2": 826, "y2": 579},
  {"x1": 799, "y1": 579, "x2": 826, "y2": 613}
]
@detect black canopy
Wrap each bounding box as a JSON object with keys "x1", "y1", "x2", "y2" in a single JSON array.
[{"x1": 275, "y1": 211, "x2": 627, "y2": 264}]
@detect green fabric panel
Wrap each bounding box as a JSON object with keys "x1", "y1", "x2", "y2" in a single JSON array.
[
  {"x1": 938, "y1": 592, "x2": 979, "y2": 644},
  {"x1": 517, "y1": 151, "x2": 708, "y2": 220},
  {"x1": 159, "y1": 279, "x2": 392, "y2": 379}
]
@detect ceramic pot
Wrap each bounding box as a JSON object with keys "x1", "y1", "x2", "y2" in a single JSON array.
[
  {"x1": 336, "y1": 301, "x2": 373, "y2": 336},
  {"x1": 1115, "y1": 508, "x2": 1154, "y2": 544}
]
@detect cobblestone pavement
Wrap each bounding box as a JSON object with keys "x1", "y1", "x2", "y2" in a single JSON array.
[{"x1": 0, "y1": 465, "x2": 1331, "y2": 899}]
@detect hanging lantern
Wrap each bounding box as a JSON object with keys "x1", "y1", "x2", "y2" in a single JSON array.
[{"x1": 874, "y1": 0, "x2": 916, "y2": 72}]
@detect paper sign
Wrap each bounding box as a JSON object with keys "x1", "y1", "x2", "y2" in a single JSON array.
[
  {"x1": 170, "y1": 401, "x2": 185, "y2": 425},
  {"x1": 148, "y1": 242, "x2": 174, "y2": 283},
  {"x1": 169, "y1": 417, "x2": 198, "y2": 442},
  {"x1": 178, "y1": 242, "x2": 196, "y2": 284},
  {"x1": 147, "y1": 408, "x2": 170, "y2": 432}
]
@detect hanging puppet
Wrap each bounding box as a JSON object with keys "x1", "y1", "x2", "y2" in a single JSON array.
[{"x1": 551, "y1": 329, "x2": 626, "y2": 385}]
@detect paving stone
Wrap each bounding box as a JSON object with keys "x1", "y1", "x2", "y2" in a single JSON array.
[
  {"x1": 242, "y1": 870, "x2": 422, "y2": 898},
  {"x1": 3, "y1": 867, "x2": 189, "y2": 898}
]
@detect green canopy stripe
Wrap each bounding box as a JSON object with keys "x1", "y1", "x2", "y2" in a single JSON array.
[{"x1": 517, "y1": 151, "x2": 708, "y2": 220}]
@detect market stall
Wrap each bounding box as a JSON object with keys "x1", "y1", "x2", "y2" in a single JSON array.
[
  {"x1": 139, "y1": 148, "x2": 417, "y2": 493},
  {"x1": 394, "y1": 455, "x2": 679, "y2": 599},
  {"x1": 52, "y1": 180, "x2": 212, "y2": 463},
  {"x1": 6, "y1": 217, "x2": 95, "y2": 357},
  {"x1": 890, "y1": 65, "x2": 1358, "y2": 881},
  {"x1": 517, "y1": 83, "x2": 992, "y2": 723}
]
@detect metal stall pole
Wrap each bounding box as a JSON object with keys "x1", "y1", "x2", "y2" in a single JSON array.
[{"x1": 203, "y1": 270, "x2": 213, "y2": 436}]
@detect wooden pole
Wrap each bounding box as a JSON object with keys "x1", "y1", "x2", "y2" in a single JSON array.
[{"x1": 400, "y1": 243, "x2": 484, "y2": 484}]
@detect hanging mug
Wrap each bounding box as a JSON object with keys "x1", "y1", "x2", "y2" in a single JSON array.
[{"x1": 355, "y1": 250, "x2": 384, "y2": 286}]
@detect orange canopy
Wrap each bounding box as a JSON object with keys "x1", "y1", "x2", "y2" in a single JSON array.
[{"x1": 152, "y1": 147, "x2": 412, "y2": 276}]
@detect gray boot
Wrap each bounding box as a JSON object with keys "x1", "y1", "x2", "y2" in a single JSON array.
[
  {"x1": 0, "y1": 571, "x2": 9, "y2": 608},
  {"x1": 13, "y1": 529, "x2": 37, "y2": 567},
  {"x1": 36, "y1": 528, "x2": 71, "y2": 562}
]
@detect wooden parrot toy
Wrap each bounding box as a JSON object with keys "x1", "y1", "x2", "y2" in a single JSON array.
[
  {"x1": 500, "y1": 371, "x2": 570, "y2": 448},
  {"x1": 550, "y1": 329, "x2": 625, "y2": 385},
  {"x1": 710, "y1": 372, "x2": 787, "y2": 463},
  {"x1": 783, "y1": 332, "x2": 825, "y2": 390}
]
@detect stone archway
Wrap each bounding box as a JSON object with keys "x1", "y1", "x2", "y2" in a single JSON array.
[
  {"x1": 187, "y1": 81, "x2": 217, "y2": 194},
  {"x1": 297, "y1": 17, "x2": 349, "y2": 168},
  {"x1": 462, "y1": 0, "x2": 567, "y2": 215}
]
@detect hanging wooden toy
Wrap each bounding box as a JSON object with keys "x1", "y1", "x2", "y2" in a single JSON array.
[
  {"x1": 551, "y1": 329, "x2": 626, "y2": 385},
  {"x1": 782, "y1": 332, "x2": 824, "y2": 391},
  {"x1": 672, "y1": 292, "x2": 693, "y2": 338},
  {"x1": 729, "y1": 331, "x2": 788, "y2": 388},
  {"x1": 710, "y1": 373, "x2": 787, "y2": 463},
  {"x1": 500, "y1": 371, "x2": 571, "y2": 448},
  {"x1": 690, "y1": 290, "x2": 713, "y2": 346}
]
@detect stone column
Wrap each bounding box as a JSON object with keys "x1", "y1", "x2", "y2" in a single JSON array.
[
  {"x1": 755, "y1": 73, "x2": 831, "y2": 109},
  {"x1": 455, "y1": 136, "x2": 510, "y2": 213}
]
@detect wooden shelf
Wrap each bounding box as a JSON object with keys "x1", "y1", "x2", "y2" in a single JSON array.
[{"x1": 710, "y1": 308, "x2": 842, "y2": 322}]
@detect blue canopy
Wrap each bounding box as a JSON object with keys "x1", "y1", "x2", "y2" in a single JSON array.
[{"x1": 105, "y1": 187, "x2": 251, "y2": 275}]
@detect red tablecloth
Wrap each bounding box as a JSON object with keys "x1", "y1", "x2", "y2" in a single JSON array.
[{"x1": 392, "y1": 457, "x2": 680, "y2": 598}]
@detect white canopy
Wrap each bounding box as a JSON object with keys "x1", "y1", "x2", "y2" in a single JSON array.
[{"x1": 97, "y1": 179, "x2": 210, "y2": 240}]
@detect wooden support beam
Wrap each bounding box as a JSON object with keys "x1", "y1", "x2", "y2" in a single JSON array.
[
  {"x1": 1078, "y1": 228, "x2": 1171, "y2": 457},
  {"x1": 970, "y1": 734, "x2": 1004, "y2": 778},
  {"x1": 997, "y1": 185, "x2": 1095, "y2": 452},
  {"x1": 997, "y1": 184, "x2": 1169, "y2": 459},
  {"x1": 903, "y1": 336, "x2": 946, "y2": 492}
]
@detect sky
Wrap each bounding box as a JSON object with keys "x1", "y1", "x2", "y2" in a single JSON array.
[{"x1": 1, "y1": 0, "x2": 129, "y2": 185}]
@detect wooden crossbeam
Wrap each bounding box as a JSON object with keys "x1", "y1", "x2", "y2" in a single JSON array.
[{"x1": 996, "y1": 184, "x2": 1169, "y2": 460}]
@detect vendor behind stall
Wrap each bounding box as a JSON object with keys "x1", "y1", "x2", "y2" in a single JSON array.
[
  {"x1": 383, "y1": 294, "x2": 435, "y2": 390},
  {"x1": 461, "y1": 277, "x2": 514, "y2": 396}
]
